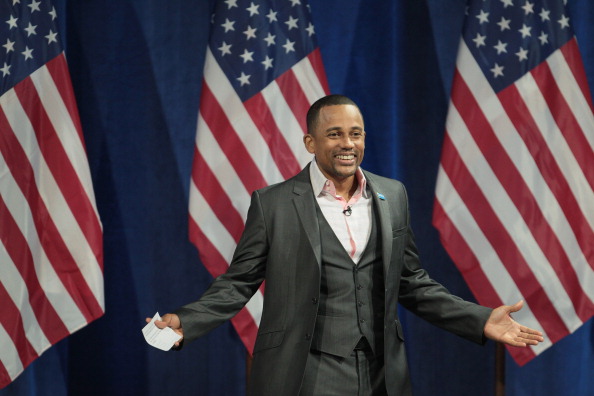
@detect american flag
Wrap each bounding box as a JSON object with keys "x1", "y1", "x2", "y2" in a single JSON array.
[
  {"x1": 0, "y1": 0, "x2": 103, "y2": 388},
  {"x1": 434, "y1": 0, "x2": 594, "y2": 365},
  {"x1": 188, "y1": 0, "x2": 328, "y2": 352}
]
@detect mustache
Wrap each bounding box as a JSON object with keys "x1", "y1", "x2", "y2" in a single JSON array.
[{"x1": 333, "y1": 149, "x2": 358, "y2": 155}]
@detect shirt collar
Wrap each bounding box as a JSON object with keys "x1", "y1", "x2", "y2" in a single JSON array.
[{"x1": 309, "y1": 158, "x2": 368, "y2": 198}]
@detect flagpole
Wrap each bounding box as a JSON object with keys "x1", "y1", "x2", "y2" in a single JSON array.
[
  {"x1": 495, "y1": 343, "x2": 505, "y2": 396},
  {"x1": 246, "y1": 351, "x2": 253, "y2": 391}
]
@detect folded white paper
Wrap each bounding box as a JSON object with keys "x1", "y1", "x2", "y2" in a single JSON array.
[{"x1": 142, "y1": 312, "x2": 182, "y2": 351}]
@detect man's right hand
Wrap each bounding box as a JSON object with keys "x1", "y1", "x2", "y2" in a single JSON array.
[{"x1": 145, "y1": 313, "x2": 184, "y2": 348}]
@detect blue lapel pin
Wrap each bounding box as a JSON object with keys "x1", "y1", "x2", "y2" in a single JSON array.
[{"x1": 377, "y1": 192, "x2": 386, "y2": 201}]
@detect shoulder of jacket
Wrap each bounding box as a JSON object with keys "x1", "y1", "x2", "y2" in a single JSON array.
[
  {"x1": 363, "y1": 169, "x2": 404, "y2": 190},
  {"x1": 255, "y1": 166, "x2": 310, "y2": 197}
]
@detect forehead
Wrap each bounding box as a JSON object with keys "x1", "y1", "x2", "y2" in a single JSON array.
[{"x1": 317, "y1": 104, "x2": 364, "y2": 129}]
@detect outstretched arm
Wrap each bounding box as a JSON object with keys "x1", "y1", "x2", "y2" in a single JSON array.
[{"x1": 484, "y1": 300, "x2": 544, "y2": 347}]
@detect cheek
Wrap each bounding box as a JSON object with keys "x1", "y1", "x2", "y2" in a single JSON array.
[{"x1": 319, "y1": 143, "x2": 334, "y2": 155}]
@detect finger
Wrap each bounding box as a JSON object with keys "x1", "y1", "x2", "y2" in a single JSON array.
[
  {"x1": 519, "y1": 325, "x2": 543, "y2": 337},
  {"x1": 153, "y1": 320, "x2": 169, "y2": 329},
  {"x1": 518, "y1": 337, "x2": 540, "y2": 346},
  {"x1": 508, "y1": 300, "x2": 524, "y2": 313},
  {"x1": 507, "y1": 339, "x2": 528, "y2": 347},
  {"x1": 515, "y1": 329, "x2": 544, "y2": 345},
  {"x1": 521, "y1": 333, "x2": 544, "y2": 343}
]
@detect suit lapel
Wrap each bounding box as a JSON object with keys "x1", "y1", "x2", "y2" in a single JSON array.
[
  {"x1": 292, "y1": 164, "x2": 322, "y2": 269},
  {"x1": 365, "y1": 172, "x2": 393, "y2": 278},
  {"x1": 290, "y1": 165, "x2": 394, "y2": 274}
]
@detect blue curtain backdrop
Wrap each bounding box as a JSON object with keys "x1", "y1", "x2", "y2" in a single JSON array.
[{"x1": 2, "y1": 0, "x2": 593, "y2": 395}]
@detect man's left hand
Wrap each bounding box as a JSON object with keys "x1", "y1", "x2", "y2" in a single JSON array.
[{"x1": 484, "y1": 300, "x2": 544, "y2": 347}]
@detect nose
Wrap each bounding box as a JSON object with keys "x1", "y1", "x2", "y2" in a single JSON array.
[{"x1": 341, "y1": 135, "x2": 355, "y2": 148}]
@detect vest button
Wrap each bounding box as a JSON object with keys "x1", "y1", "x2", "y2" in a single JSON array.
[
  {"x1": 312, "y1": 298, "x2": 318, "y2": 304},
  {"x1": 359, "y1": 319, "x2": 366, "y2": 324},
  {"x1": 305, "y1": 333, "x2": 312, "y2": 340},
  {"x1": 357, "y1": 284, "x2": 363, "y2": 290},
  {"x1": 358, "y1": 301, "x2": 363, "y2": 307}
]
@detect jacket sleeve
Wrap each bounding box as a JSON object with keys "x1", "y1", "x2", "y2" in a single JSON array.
[
  {"x1": 174, "y1": 190, "x2": 268, "y2": 343},
  {"x1": 395, "y1": 184, "x2": 492, "y2": 344}
]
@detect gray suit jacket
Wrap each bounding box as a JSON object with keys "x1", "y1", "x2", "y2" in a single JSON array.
[{"x1": 176, "y1": 164, "x2": 492, "y2": 396}]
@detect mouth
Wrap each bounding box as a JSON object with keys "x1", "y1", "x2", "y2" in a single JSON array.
[{"x1": 334, "y1": 153, "x2": 357, "y2": 165}]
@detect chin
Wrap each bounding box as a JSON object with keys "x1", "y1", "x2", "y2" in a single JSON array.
[{"x1": 335, "y1": 168, "x2": 357, "y2": 178}]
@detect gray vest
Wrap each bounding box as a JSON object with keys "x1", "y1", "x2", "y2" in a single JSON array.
[{"x1": 311, "y1": 202, "x2": 385, "y2": 358}]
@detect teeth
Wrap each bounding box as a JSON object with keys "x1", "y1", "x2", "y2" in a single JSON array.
[{"x1": 336, "y1": 155, "x2": 354, "y2": 160}]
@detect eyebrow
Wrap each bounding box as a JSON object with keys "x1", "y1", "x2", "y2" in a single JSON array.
[{"x1": 324, "y1": 126, "x2": 364, "y2": 133}]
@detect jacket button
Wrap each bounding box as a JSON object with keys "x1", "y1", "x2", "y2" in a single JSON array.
[
  {"x1": 312, "y1": 298, "x2": 318, "y2": 304},
  {"x1": 305, "y1": 333, "x2": 312, "y2": 340}
]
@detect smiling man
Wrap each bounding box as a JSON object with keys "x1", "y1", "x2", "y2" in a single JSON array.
[
  {"x1": 303, "y1": 100, "x2": 366, "y2": 199},
  {"x1": 150, "y1": 94, "x2": 543, "y2": 396}
]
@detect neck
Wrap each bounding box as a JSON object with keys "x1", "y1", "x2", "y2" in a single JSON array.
[{"x1": 333, "y1": 176, "x2": 358, "y2": 201}]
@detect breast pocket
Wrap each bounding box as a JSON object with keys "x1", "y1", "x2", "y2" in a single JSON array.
[
  {"x1": 252, "y1": 330, "x2": 285, "y2": 354},
  {"x1": 391, "y1": 226, "x2": 406, "y2": 263},
  {"x1": 392, "y1": 226, "x2": 407, "y2": 239},
  {"x1": 395, "y1": 319, "x2": 405, "y2": 342}
]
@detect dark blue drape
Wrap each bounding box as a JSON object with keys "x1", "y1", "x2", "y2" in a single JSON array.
[{"x1": 2, "y1": 1, "x2": 593, "y2": 395}]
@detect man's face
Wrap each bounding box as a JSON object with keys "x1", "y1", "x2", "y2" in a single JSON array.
[{"x1": 304, "y1": 104, "x2": 366, "y2": 184}]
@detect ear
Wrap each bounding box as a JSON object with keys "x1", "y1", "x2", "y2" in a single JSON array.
[{"x1": 303, "y1": 134, "x2": 315, "y2": 154}]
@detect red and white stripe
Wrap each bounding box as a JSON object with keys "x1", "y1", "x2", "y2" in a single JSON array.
[
  {"x1": 189, "y1": 47, "x2": 328, "y2": 352},
  {"x1": 0, "y1": 54, "x2": 104, "y2": 388},
  {"x1": 434, "y1": 38, "x2": 594, "y2": 365}
]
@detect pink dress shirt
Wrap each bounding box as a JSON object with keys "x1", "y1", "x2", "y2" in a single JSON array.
[{"x1": 309, "y1": 160, "x2": 372, "y2": 264}]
